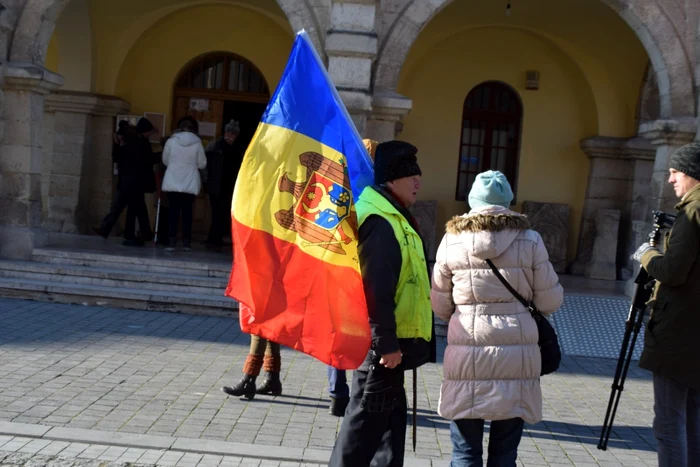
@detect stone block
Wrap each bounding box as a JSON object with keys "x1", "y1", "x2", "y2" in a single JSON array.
[
  {"x1": 48, "y1": 174, "x2": 80, "y2": 198},
  {"x1": 589, "y1": 158, "x2": 631, "y2": 180},
  {"x1": 331, "y1": 3, "x2": 376, "y2": 32},
  {"x1": 522, "y1": 201, "x2": 569, "y2": 273},
  {"x1": 586, "y1": 209, "x2": 620, "y2": 280},
  {"x1": 409, "y1": 200, "x2": 438, "y2": 261},
  {"x1": 0, "y1": 225, "x2": 47, "y2": 259},
  {"x1": 337, "y1": 89, "x2": 372, "y2": 113},
  {"x1": 0, "y1": 144, "x2": 35, "y2": 172},
  {"x1": 0, "y1": 172, "x2": 41, "y2": 200},
  {"x1": 586, "y1": 178, "x2": 630, "y2": 201},
  {"x1": 1, "y1": 118, "x2": 41, "y2": 146},
  {"x1": 328, "y1": 56, "x2": 372, "y2": 89},
  {"x1": 50, "y1": 151, "x2": 83, "y2": 176},
  {"x1": 326, "y1": 32, "x2": 377, "y2": 58}
]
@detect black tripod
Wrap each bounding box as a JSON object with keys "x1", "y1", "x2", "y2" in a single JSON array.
[{"x1": 597, "y1": 210, "x2": 676, "y2": 451}]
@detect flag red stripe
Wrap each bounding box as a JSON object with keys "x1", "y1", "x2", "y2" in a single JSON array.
[{"x1": 226, "y1": 217, "x2": 371, "y2": 370}]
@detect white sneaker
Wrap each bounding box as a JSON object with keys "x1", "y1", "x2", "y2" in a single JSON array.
[{"x1": 165, "y1": 246, "x2": 176, "y2": 252}]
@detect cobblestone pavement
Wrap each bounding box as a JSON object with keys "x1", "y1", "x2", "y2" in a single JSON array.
[
  {"x1": 0, "y1": 443, "x2": 323, "y2": 466},
  {"x1": 0, "y1": 297, "x2": 656, "y2": 466}
]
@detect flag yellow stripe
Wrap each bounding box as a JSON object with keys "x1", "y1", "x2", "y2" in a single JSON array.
[{"x1": 232, "y1": 123, "x2": 361, "y2": 272}]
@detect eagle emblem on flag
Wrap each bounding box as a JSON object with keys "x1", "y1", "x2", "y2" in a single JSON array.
[{"x1": 275, "y1": 152, "x2": 359, "y2": 255}]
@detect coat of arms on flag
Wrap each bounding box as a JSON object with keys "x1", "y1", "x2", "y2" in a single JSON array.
[{"x1": 275, "y1": 152, "x2": 358, "y2": 256}]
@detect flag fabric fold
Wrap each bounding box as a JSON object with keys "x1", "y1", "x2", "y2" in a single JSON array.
[{"x1": 225, "y1": 30, "x2": 374, "y2": 370}]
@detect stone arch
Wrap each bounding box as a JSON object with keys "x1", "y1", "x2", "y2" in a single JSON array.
[
  {"x1": 636, "y1": 62, "x2": 660, "y2": 128},
  {"x1": 9, "y1": 0, "x2": 325, "y2": 68},
  {"x1": 9, "y1": 0, "x2": 71, "y2": 64},
  {"x1": 275, "y1": 0, "x2": 326, "y2": 52},
  {"x1": 374, "y1": 0, "x2": 696, "y2": 119}
]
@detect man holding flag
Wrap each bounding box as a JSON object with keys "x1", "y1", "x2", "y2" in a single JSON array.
[{"x1": 329, "y1": 140, "x2": 433, "y2": 466}]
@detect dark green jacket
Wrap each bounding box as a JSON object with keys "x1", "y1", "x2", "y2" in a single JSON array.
[{"x1": 640, "y1": 183, "x2": 700, "y2": 390}]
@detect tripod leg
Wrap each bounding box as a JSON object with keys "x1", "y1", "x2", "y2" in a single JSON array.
[
  {"x1": 598, "y1": 304, "x2": 647, "y2": 450},
  {"x1": 598, "y1": 303, "x2": 638, "y2": 450}
]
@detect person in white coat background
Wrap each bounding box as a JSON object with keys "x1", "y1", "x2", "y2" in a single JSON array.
[
  {"x1": 431, "y1": 170, "x2": 564, "y2": 467},
  {"x1": 161, "y1": 116, "x2": 207, "y2": 252}
]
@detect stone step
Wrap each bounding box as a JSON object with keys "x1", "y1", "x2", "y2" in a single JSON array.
[
  {"x1": 0, "y1": 277, "x2": 238, "y2": 317},
  {"x1": 0, "y1": 260, "x2": 228, "y2": 295},
  {"x1": 32, "y1": 248, "x2": 231, "y2": 277}
]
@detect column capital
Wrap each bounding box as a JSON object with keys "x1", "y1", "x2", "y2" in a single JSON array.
[
  {"x1": 3, "y1": 63, "x2": 63, "y2": 94},
  {"x1": 370, "y1": 90, "x2": 413, "y2": 122},
  {"x1": 45, "y1": 91, "x2": 130, "y2": 116},
  {"x1": 639, "y1": 118, "x2": 698, "y2": 146},
  {"x1": 580, "y1": 136, "x2": 656, "y2": 161}
]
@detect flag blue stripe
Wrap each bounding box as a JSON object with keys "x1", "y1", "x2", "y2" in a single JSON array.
[{"x1": 261, "y1": 31, "x2": 374, "y2": 200}]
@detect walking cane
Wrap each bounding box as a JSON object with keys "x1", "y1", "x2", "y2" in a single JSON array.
[
  {"x1": 153, "y1": 168, "x2": 164, "y2": 246},
  {"x1": 153, "y1": 197, "x2": 161, "y2": 245}
]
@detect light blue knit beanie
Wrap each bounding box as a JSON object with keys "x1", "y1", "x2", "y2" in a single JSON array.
[{"x1": 468, "y1": 170, "x2": 514, "y2": 210}]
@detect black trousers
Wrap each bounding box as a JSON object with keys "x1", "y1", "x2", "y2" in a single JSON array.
[
  {"x1": 99, "y1": 189, "x2": 151, "y2": 240},
  {"x1": 207, "y1": 192, "x2": 232, "y2": 245},
  {"x1": 329, "y1": 363, "x2": 407, "y2": 467},
  {"x1": 168, "y1": 192, "x2": 195, "y2": 246}
]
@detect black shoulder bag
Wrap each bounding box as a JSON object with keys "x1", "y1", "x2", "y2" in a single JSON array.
[{"x1": 485, "y1": 259, "x2": 561, "y2": 376}]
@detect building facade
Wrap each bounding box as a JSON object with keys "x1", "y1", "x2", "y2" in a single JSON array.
[{"x1": 0, "y1": 0, "x2": 698, "y2": 283}]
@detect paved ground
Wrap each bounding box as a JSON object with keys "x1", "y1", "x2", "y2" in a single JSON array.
[{"x1": 0, "y1": 296, "x2": 656, "y2": 466}]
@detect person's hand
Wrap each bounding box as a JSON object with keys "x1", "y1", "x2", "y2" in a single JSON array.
[
  {"x1": 379, "y1": 350, "x2": 402, "y2": 369},
  {"x1": 631, "y1": 242, "x2": 657, "y2": 262}
]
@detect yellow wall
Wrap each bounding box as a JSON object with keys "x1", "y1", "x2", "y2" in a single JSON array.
[
  {"x1": 115, "y1": 4, "x2": 293, "y2": 123},
  {"x1": 46, "y1": 35, "x2": 59, "y2": 73},
  {"x1": 399, "y1": 27, "x2": 599, "y2": 261}
]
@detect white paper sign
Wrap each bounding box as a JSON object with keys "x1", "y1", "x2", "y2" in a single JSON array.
[
  {"x1": 199, "y1": 122, "x2": 217, "y2": 137},
  {"x1": 189, "y1": 98, "x2": 209, "y2": 112}
]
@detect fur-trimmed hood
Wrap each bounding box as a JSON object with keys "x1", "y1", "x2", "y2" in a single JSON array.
[{"x1": 445, "y1": 205, "x2": 531, "y2": 260}]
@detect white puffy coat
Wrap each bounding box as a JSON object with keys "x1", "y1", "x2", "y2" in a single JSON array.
[
  {"x1": 162, "y1": 131, "x2": 207, "y2": 195},
  {"x1": 431, "y1": 205, "x2": 563, "y2": 424}
]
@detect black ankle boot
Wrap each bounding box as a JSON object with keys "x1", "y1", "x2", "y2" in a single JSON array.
[
  {"x1": 256, "y1": 372, "x2": 282, "y2": 395},
  {"x1": 329, "y1": 396, "x2": 349, "y2": 417},
  {"x1": 222, "y1": 374, "x2": 257, "y2": 400}
]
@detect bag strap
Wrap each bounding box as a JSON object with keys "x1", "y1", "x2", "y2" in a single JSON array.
[{"x1": 485, "y1": 259, "x2": 539, "y2": 316}]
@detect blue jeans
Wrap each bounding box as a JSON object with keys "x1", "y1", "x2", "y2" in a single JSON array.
[
  {"x1": 653, "y1": 373, "x2": 700, "y2": 467},
  {"x1": 327, "y1": 366, "x2": 349, "y2": 399},
  {"x1": 450, "y1": 418, "x2": 524, "y2": 467}
]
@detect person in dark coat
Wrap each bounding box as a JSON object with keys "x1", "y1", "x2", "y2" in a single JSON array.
[
  {"x1": 94, "y1": 117, "x2": 157, "y2": 246},
  {"x1": 632, "y1": 142, "x2": 700, "y2": 467},
  {"x1": 329, "y1": 141, "x2": 434, "y2": 467},
  {"x1": 328, "y1": 138, "x2": 379, "y2": 418},
  {"x1": 204, "y1": 119, "x2": 244, "y2": 249}
]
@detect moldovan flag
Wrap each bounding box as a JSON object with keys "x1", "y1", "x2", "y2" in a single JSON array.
[{"x1": 225, "y1": 31, "x2": 374, "y2": 370}]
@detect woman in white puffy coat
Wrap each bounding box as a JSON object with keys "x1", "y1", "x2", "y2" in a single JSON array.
[
  {"x1": 431, "y1": 170, "x2": 563, "y2": 467},
  {"x1": 161, "y1": 116, "x2": 207, "y2": 251}
]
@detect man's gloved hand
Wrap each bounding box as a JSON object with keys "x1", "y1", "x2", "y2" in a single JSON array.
[{"x1": 632, "y1": 242, "x2": 658, "y2": 263}]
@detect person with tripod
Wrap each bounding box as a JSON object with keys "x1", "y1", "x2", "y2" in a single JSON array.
[{"x1": 631, "y1": 142, "x2": 700, "y2": 467}]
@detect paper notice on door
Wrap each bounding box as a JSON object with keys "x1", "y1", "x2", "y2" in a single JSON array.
[{"x1": 199, "y1": 122, "x2": 217, "y2": 137}]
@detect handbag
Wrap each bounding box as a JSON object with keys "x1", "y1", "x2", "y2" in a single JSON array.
[{"x1": 485, "y1": 259, "x2": 561, "y2": 376}]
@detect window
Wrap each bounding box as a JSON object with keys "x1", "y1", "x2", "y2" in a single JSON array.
[
  {"x1": 176, "y1": 52, "x2": 269, "y2": 95},
  {"x1": 456, "y1": 81, "x2": 523, "y2": 203}
]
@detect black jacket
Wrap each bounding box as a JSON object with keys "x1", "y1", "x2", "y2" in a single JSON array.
[
  {"x1": 204, "y1": 138, "x2": 244, "y2": 197},
  {"x1": 357, "y1": 185, "x2": 436, "y2": 371},
  {"x1": 115, "y1": 132, "x2": 157, "y2": 194},
  {"x1": 640, "y1": 184, "x2": 700, "y2": 390}
]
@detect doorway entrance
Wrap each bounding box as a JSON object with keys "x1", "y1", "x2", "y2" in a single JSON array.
[{"x1": 171, "y1": 52, "x2": 270, "y2": 243}]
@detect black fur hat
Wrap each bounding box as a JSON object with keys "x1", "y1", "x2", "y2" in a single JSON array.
[{"x1": 374, "y1": 140, "x2": 422, "y2": 185}]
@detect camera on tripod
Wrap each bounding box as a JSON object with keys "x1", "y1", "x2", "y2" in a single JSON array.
[
  {"x1": 649, "y1": 211, "x2": 677, "y2": 246},
  {"x1": 598, "y1": 209, "x2": 676, "y2": 451}
]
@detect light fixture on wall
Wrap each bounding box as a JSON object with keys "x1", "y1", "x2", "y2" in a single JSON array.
[
  {"x1": 506, "y1": 1, "x2": 512, "y2": 17},
  {"x1": 526, "y1": 71, "x2": 540, "y2": 90}
]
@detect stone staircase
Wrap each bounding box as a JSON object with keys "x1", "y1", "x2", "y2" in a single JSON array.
[{"x1": 0, "y1": 235, "x2": 237, "y2": 316}]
